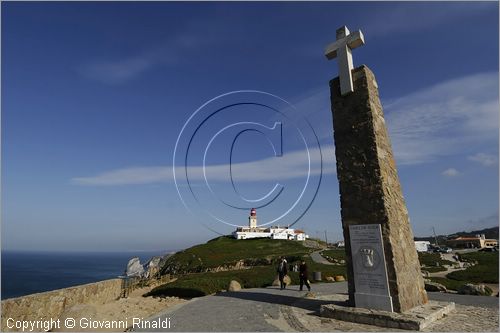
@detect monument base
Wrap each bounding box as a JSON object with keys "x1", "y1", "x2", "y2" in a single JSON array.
[
  {"x1": 355, "y1": 292, "x2": 393, "y2": 312},
  {"x1": 320, "y1": 300, "x2": 455, "y2": 331}
]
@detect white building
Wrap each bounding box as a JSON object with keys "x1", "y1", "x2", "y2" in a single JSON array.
[
  {"x1": 232, "y1": 209, "x2": 308, "y2": 241},
  {"x1": 414, "y1": 241, "x2": 430, "y2": 252}
]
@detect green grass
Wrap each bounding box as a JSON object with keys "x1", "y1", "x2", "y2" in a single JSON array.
[
  {"x1": 147, "y1": 266, "x2": 277, "y2": 298},
  {"x1": 428, "y1": 277, "x2": 465, "y2": 291},
  {"x1": 424, "y1": 266, "x2": 448, "y2": 273},
  {"x1": 320, "y1": 249, "x2": 346, "y2": 263},
  {"x1": 418, "y1": 252, "x2": 454, "y2": 267},
  {"x1": 447, "y1": 252, "x2": 499, "y2": 283},
  {"x1": 152, "y1": 236, "x2": 346, "y2": 299},
  {"x1": 160, "y1": 236, "x2": 312, "y2": 275},
  {"x1": 150, "y1": 256, "x2": 346, "y2": 299}
]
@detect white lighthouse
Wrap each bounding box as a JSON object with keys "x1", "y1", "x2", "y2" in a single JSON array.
[
  {"x1": 249, "y1": 208, "x2": 257, "y2": 228},
  {"x1": 232, "y1": 208, "x2": 309, "y2": 241}
]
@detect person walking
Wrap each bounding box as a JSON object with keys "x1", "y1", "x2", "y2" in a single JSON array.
[
  {"x1": 277, "y1": 257, "x2": 288, "y2": 290},
  {"x1": 299, "y1": 260, "x2": 311, "y2": 291}
]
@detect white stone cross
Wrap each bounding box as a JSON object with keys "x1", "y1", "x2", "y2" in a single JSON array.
[{"x1": 325, "y1": 26, "x2": 365, "y2": 96}]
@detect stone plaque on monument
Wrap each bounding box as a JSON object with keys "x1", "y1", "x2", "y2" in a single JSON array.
[{"x1": 349, "y1": 224, "x2": 393, "y2": 312}]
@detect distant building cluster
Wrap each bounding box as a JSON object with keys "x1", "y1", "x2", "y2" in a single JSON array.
[
  {"x1": 445, "y1": 234, "x2": 498, "y2": 249},
  {"x1": 232, "y1": 208, "x2": 308, "y2": 241},
  {"x1": 414, "y1": 234, "x2": 498, "y2": 252}
]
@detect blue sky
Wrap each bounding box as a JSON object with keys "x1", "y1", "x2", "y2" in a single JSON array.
[{"x1": 2, "y1": 1, "x2": 498, "y2": 252}]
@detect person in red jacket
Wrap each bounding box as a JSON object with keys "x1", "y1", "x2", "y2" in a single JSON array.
[{"x1": 299, "y1": 260, "x2": 311, "y2": 291}]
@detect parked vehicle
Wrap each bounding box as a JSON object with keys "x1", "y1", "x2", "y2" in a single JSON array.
[
  {"x1": 433, "y1": 246, "x2": 452, "y2": 253},
  {"x1": 442, "y1": 247, "x2": 453, "y2": 253}
]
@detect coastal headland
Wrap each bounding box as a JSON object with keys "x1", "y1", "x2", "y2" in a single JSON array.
[{"x1": 2, "y1": 236, "x2": 498, "y2": 332}]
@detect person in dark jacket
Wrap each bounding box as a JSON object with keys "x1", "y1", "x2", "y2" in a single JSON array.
[
  {"x1": 299, "y1": 260, "x2": 311, "y2": 291},
  {"x1": 277, "y1": 257, "x2": 288, "y2": 290}
]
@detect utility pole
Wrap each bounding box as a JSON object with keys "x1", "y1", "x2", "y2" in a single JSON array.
[
  {"x1": 432, "y1": 227, "x2": 439, "y2": 246},
  {"x1": 324, "y1": 230, "x2": 328, "y2": 247}
]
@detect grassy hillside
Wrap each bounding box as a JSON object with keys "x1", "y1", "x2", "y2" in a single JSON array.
[
  {"x1": 427, "y1": 252, "x2": 499, "y2": 291},
  {"x1": 150, "y1": 236, "x2": 346, "y2": 298},
  {"x1": 159, "y1": 236, "x2": 315, "y2": 275},
  {"x1": 418, "y1": 252, "x2": 455, "y2": 272},
  {"x1": 149, "y1": 259, "x2": 346, "y2": 298},
  {"x1": 320, "y1": 249, "x2": 346, "y2": 263},
  {"x1": 447, "y1": 252, "x2": 499, "y2": 283}
]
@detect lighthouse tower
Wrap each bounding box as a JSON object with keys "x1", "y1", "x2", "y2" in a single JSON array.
[{"x1": 249, "y1": 208, "x2": 257, "y2": 229}]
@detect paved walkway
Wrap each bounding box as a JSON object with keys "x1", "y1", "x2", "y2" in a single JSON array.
[
  {"x1": 135, "y1": 283, "x2": 498, "y2": 332},
  {"x1": 310, "y1": 251, "x2": 335, "y2": 265}
]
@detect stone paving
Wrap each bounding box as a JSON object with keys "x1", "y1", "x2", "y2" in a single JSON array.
[
  {"x1": 138, "y1": 283, "x2": 498, "y2": 332},
  {"x1": 289, "y1": 293, "x2": 499, "y2": 332}
]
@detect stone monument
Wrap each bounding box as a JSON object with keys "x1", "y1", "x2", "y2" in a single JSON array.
[{"x1": 325, "y1": 26, "x2": 428, "y2": 313}]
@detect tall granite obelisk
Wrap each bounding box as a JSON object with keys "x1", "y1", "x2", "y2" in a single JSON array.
[{"x1": 326, "y1": 26, "x2": 428, "y2": 313}]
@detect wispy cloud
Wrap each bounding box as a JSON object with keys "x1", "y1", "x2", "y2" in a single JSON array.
[
  {"x1": 468, "y1": 153, "x2": 498, "y2": 167},
  {"x1": 287, "y1": 71, "x2": 498, "y2": 166},
  {"x1": 79, "y1": 54, "x2": 162, "y2": 85},
  {"x1": 72, "y1": 166, "x2": 172, "y2": 186},
  {"x1": 385, "y1": 72, "x2": 498, "y2": 165},
  {"x1": 78, "y1": 31, "x2": 219, "y2": 84},
  {"x1": 442, "y1": 168, "x2": 461, "y2": 178},
  {"x1": 465, "y1": 212, "x2": 499, "y2": 227},
  {"x1": 71, "y1": 146, "x2": 334, "y2": 186},
  {"x1": 73, "y1": 71, "x2": 498, "y2": 185},
  {"x1": 366, "y1": 2, "x2": 494, "y2": 37}
]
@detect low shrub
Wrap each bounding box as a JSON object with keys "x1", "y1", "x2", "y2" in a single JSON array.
[
  {"x1": 428, "y1": 277, "x2": 464, "y2": 291},
  {"x1": 418, "y1": 252, "x2": 454, "y2": 267},
  {"x1": 147, "y1": 256, "x2": 347, "y2": 298},
  {"x1": 448, "y1": 252, "x2": 498, "y2": 283}
]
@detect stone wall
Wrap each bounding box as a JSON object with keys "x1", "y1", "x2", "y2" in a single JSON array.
[
  {"x1": 330, "y1": 65, "x2": 428, "y2": 312},
  {"x1": 1, "y1": 279, "x2": 122, "y2": 330}
]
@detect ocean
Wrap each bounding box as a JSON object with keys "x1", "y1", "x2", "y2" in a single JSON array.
[{"x1": 1, "y1": 250, "x2": 169, "y2": 300}]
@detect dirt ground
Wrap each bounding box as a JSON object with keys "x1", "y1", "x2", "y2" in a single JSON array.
[{"x1": 53, "y1": 284, "x2": 186, "y2": 332}]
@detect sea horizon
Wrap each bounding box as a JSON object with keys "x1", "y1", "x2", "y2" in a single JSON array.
[{"x1": 1, "y1": 249, "x2": 176, "y2": 300}]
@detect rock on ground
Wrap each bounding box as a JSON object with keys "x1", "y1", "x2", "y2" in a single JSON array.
[
  {"x1": 458, "y1": 283, "x2": 493, "y2": 296},
  {"x1": 272, "y1": 275, "x2": 292, "y2": 287},
  {"x1": 421, "y1": 270, "x2": 430, "y2": 278},
  {"x1": 425, "y1": 281, "x2": 447, "y2": 292},
  {"x1": 228, "y1": 280, "x2": 242, "y2": 292}
]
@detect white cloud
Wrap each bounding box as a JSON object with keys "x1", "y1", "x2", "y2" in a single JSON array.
[
  {"x1": 71, "y1": 166, "x2": 172, "y2": 186},
  {"x1": 73, "y1": 71, "x2": 498, "y2": 185},
  {"x1": 384, "y1": 72, "x2": 498, "y2": 165},
  {"x1": 71, "y1": 146, "x2": 334, "y2": 186},
  {"x1": 468, "y1": 153, "x2": 497, "y2": 167},
  {"x1": 287, "y1": 71, "x2": 498, "y2": 166},
  {"x1": 442, "y1": 168, "x2": 461, "y2": 177}
]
